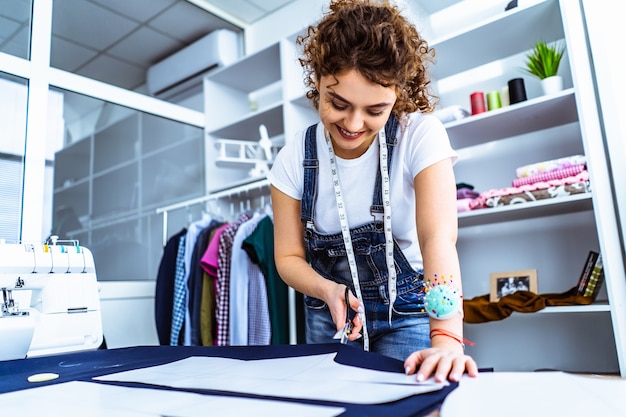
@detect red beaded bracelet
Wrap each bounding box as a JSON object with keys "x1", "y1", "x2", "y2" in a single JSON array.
[{"x1": 430, "y1": 328, "x2": 475, "y2": 349}]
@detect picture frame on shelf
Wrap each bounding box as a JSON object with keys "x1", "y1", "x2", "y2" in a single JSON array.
[{"x1": 490, "y1": 269, "x2": 538, "y2": 302}]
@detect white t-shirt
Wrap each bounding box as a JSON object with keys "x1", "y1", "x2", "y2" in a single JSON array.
[{"x1": 268, "y1": 112, "x2": 457, "y2": 270}]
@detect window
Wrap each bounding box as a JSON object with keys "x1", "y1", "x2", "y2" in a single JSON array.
[
  {"x1": 51, "y1": 88, "x2": 205, "y2": 280},
  {"x1": 0, "y1": 74, "x2": 28, "y2": 241},
  {"x1": 0, "y1": 0, "x2": 32, "y2": 60}
]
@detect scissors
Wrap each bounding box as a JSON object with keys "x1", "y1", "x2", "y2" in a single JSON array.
[{"x1": 333, "y1": 286, "x2": 353, "y2": 344}]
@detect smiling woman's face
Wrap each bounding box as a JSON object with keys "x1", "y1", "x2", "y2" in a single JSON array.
[{"x1": 317, "y1": 69, "x2": 397, "y2": 159}]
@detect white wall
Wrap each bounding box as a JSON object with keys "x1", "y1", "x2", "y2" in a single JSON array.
[
  {"x1": 99, "y1": 281, "x2": 159, "y2": 348},
  {"x1": 244, "y1": 0, "x2": 432, "y2": 54},
  {"x1": 245, "y1": 0, "x2": 326, "y2": 54}
]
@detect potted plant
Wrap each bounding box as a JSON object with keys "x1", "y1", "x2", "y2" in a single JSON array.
[{"x1": 523, "y1": 40, "x2": 565, "y2": 95}]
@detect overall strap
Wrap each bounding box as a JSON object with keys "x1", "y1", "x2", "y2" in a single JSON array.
[
  {"x1": 301, "y1": 123, "x2": 319, "y2": 224},
  {"x1": 370, "y1": 113, "x2": 399, "y2": 218}
]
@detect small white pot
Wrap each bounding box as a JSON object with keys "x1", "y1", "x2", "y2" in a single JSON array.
[{"x1": 541, "y1": 75, "x2": 563, "y2": 95}]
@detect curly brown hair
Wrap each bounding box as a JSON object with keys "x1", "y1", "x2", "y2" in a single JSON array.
[{"x1": 297, "y1": 0, "x2": 437, "y2": 116}]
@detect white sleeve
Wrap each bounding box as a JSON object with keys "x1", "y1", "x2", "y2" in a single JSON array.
[
  {"x1": 405, "y1": 114, "x2": 458, "y2": 179},
  {"x1": 267, "y1": 130, "x2": 305, "y2": 201}
]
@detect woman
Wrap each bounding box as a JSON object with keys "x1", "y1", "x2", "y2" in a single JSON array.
[{"x1": 268, "y1": 0, "x2": 478, "y2": 383}]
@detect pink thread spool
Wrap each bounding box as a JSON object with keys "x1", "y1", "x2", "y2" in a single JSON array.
[{"x1": 470, "y1": 91, "x2": 486, "y2": 115}]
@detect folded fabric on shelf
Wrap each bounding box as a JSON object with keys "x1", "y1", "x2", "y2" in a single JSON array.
[
  {"x1": 485, "y1": 181, "x2": 590, "y2": 208},
  {"x1": 512, "y1": 164, "x2": 586, "y2": 187},
  {"x1": 470, "y1": 171, "x2": 589, "y2": 209},
  {"x1": 457, "y1": 188, "x2": 480, "y2": 199},
  {"x1": 457, "y1": 198, "x2": 474, "y2": 213},
  {"x1": 463, "y1": 286, "x2": 594, "y2": 323},
  {"x1": 515, "y1": 155, "x2": 586, "y2": 178}
]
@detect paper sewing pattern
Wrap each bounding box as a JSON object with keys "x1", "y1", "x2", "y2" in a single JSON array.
[
  {"x1": 0, "y1": 380, "x2": 345, "y2": 417},
  {"x1": 95, "y1": 352, "x2": 446, "y2": 404}
]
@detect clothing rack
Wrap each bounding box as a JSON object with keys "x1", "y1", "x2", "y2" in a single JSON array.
[
  {"x1": 154, "y1": 177, "x2": 298, "y2": 345},
  {"x1": 155, "y1": 177, "x2": 270, "y2": 247}
]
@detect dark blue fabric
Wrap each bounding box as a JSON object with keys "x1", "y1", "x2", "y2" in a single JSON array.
[
  {"x1": 0, "y1": 344, "x2": 457, "y2": 416},
  {"x1": 154, "y1": 228, "x2": 186, "y2": 345}
]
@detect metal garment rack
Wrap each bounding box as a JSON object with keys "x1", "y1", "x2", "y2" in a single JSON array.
[
  {"x1": 154, "y1": 177, "x2": 298, "y2": 345},
  {"x1": 155, "y1": 177, "x2": 270, "y2": 247}
]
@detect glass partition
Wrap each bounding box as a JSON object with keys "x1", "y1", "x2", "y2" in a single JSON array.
[
  {"x1": 51, "y1": 88, "x2": 205, "y2": 280},
  {"x1": 0, "y1": 73, "x2": 28, "y2": 241},
  {"x1": 0, "y1": 0, "x2": 32, "y2": 60}
]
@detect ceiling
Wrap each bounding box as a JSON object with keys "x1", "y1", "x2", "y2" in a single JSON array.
[
  {"x1": 0, "y1": 0, "x2": 461, "y2": 93},
  {"x1": 0, "y1": 0, "x2": 298, "y2": 91},
  {"x1": 48, "y1": 0, "x2": 299, "y2": 91}
]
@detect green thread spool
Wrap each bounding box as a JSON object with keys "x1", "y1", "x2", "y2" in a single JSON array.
[{"x1": 487, "y1": 90, "x2": 502, "y2": 110}]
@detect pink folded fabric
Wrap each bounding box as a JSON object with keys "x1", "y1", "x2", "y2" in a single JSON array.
[
  {"x1": 512, "y1": 164, "x2": 586, "y2": 187},
  {"x1": 515, "y1": 155, "x2": 586, "y2": 178},
  {"x1": 457, "y1": 198, "x2": 474, "y2": 212}
]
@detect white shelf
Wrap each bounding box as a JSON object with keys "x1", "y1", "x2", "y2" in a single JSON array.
[
  {"x1": 289, "y1": 93, "x2": 314, "y2": 109},
  {"x1": 208, "y1": 103, "x2": 284, "y2": 139},
  {"x1": 206, "y1": 43, "x2": 281, "y2": 92},
  {"x1": 445, "y1": 88, "x2": 577, "y2": 148},
  {"x1": 540, "y1": 303, "x2": 610, "y2": 314},
  {"x1": 431, "y1": 0, "x2": 564, "y2": 79},
  {"x1": 213, "y1": 136, "x2": 283, "y2": 168},
  {"x1": 458, "y1": 191, "x2": 592, "y2": 227}
]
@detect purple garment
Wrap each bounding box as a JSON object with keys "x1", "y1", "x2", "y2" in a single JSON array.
[{"x1": 457, "y1": 188, "x2": 479, "y2": 199}]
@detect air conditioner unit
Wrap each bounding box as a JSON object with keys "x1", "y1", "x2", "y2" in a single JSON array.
[{"x1": 147, "y1": 29, "x2": 241, "y2": 100}]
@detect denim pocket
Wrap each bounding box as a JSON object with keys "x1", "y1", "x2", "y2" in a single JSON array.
[
  {"x1": 392, "y1": 276, "x2": 426, "y2": 316},
  {"x1": 304, "y1": 295, "x2": 327, "y2": 310},
  {"x1": 392, "y1": 290, "x2": 427, "y2": 315}
]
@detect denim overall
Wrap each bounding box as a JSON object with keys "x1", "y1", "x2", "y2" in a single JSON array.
[{"x1": 301, "y1": 115, "x2": 430, "y2": 361}]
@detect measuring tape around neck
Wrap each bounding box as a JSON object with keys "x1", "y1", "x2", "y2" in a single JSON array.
[
  {"x1": 378, "y1": 127, "x2": 398, "y2": 324},
  {"x1": 324, "y1": 127, "x2": 398, "y2": 351}
]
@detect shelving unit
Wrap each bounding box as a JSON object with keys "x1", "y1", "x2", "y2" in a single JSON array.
[
  {"x1": 430, "y1": 0, "x2": 625, "y2": 374},
  {"x1": 201, "y1": 0, "x2": 625, "y2": 373},
  {"x1": 457, "y1": 193, "x2": 592, "y2": 228},
  {"x1": 444, "y1": 88, "x2": 578, "y2": 148},
  {"x1": 213, "y1": 137, "x2": 283, "y2": 169},
  {"x1": 202, "y1": 31, "x2": 318, "y2": 345},
  {"x1": 203, "y1": 36, "x2": 317, "y2": 192}
]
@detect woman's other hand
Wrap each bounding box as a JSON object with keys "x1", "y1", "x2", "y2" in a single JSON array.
[{"x1": 404, "y1": 345, "x2": 478, "y2": 383}]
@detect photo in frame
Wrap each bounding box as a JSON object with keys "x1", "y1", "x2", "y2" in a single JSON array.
[{"x1": 490, "y1": 269, "x2": 538, "y2": 302}]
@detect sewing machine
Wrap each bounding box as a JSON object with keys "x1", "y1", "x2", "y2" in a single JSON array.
[{"x1": 0, "y1": 239, "x2": 103, "y2": 361}]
